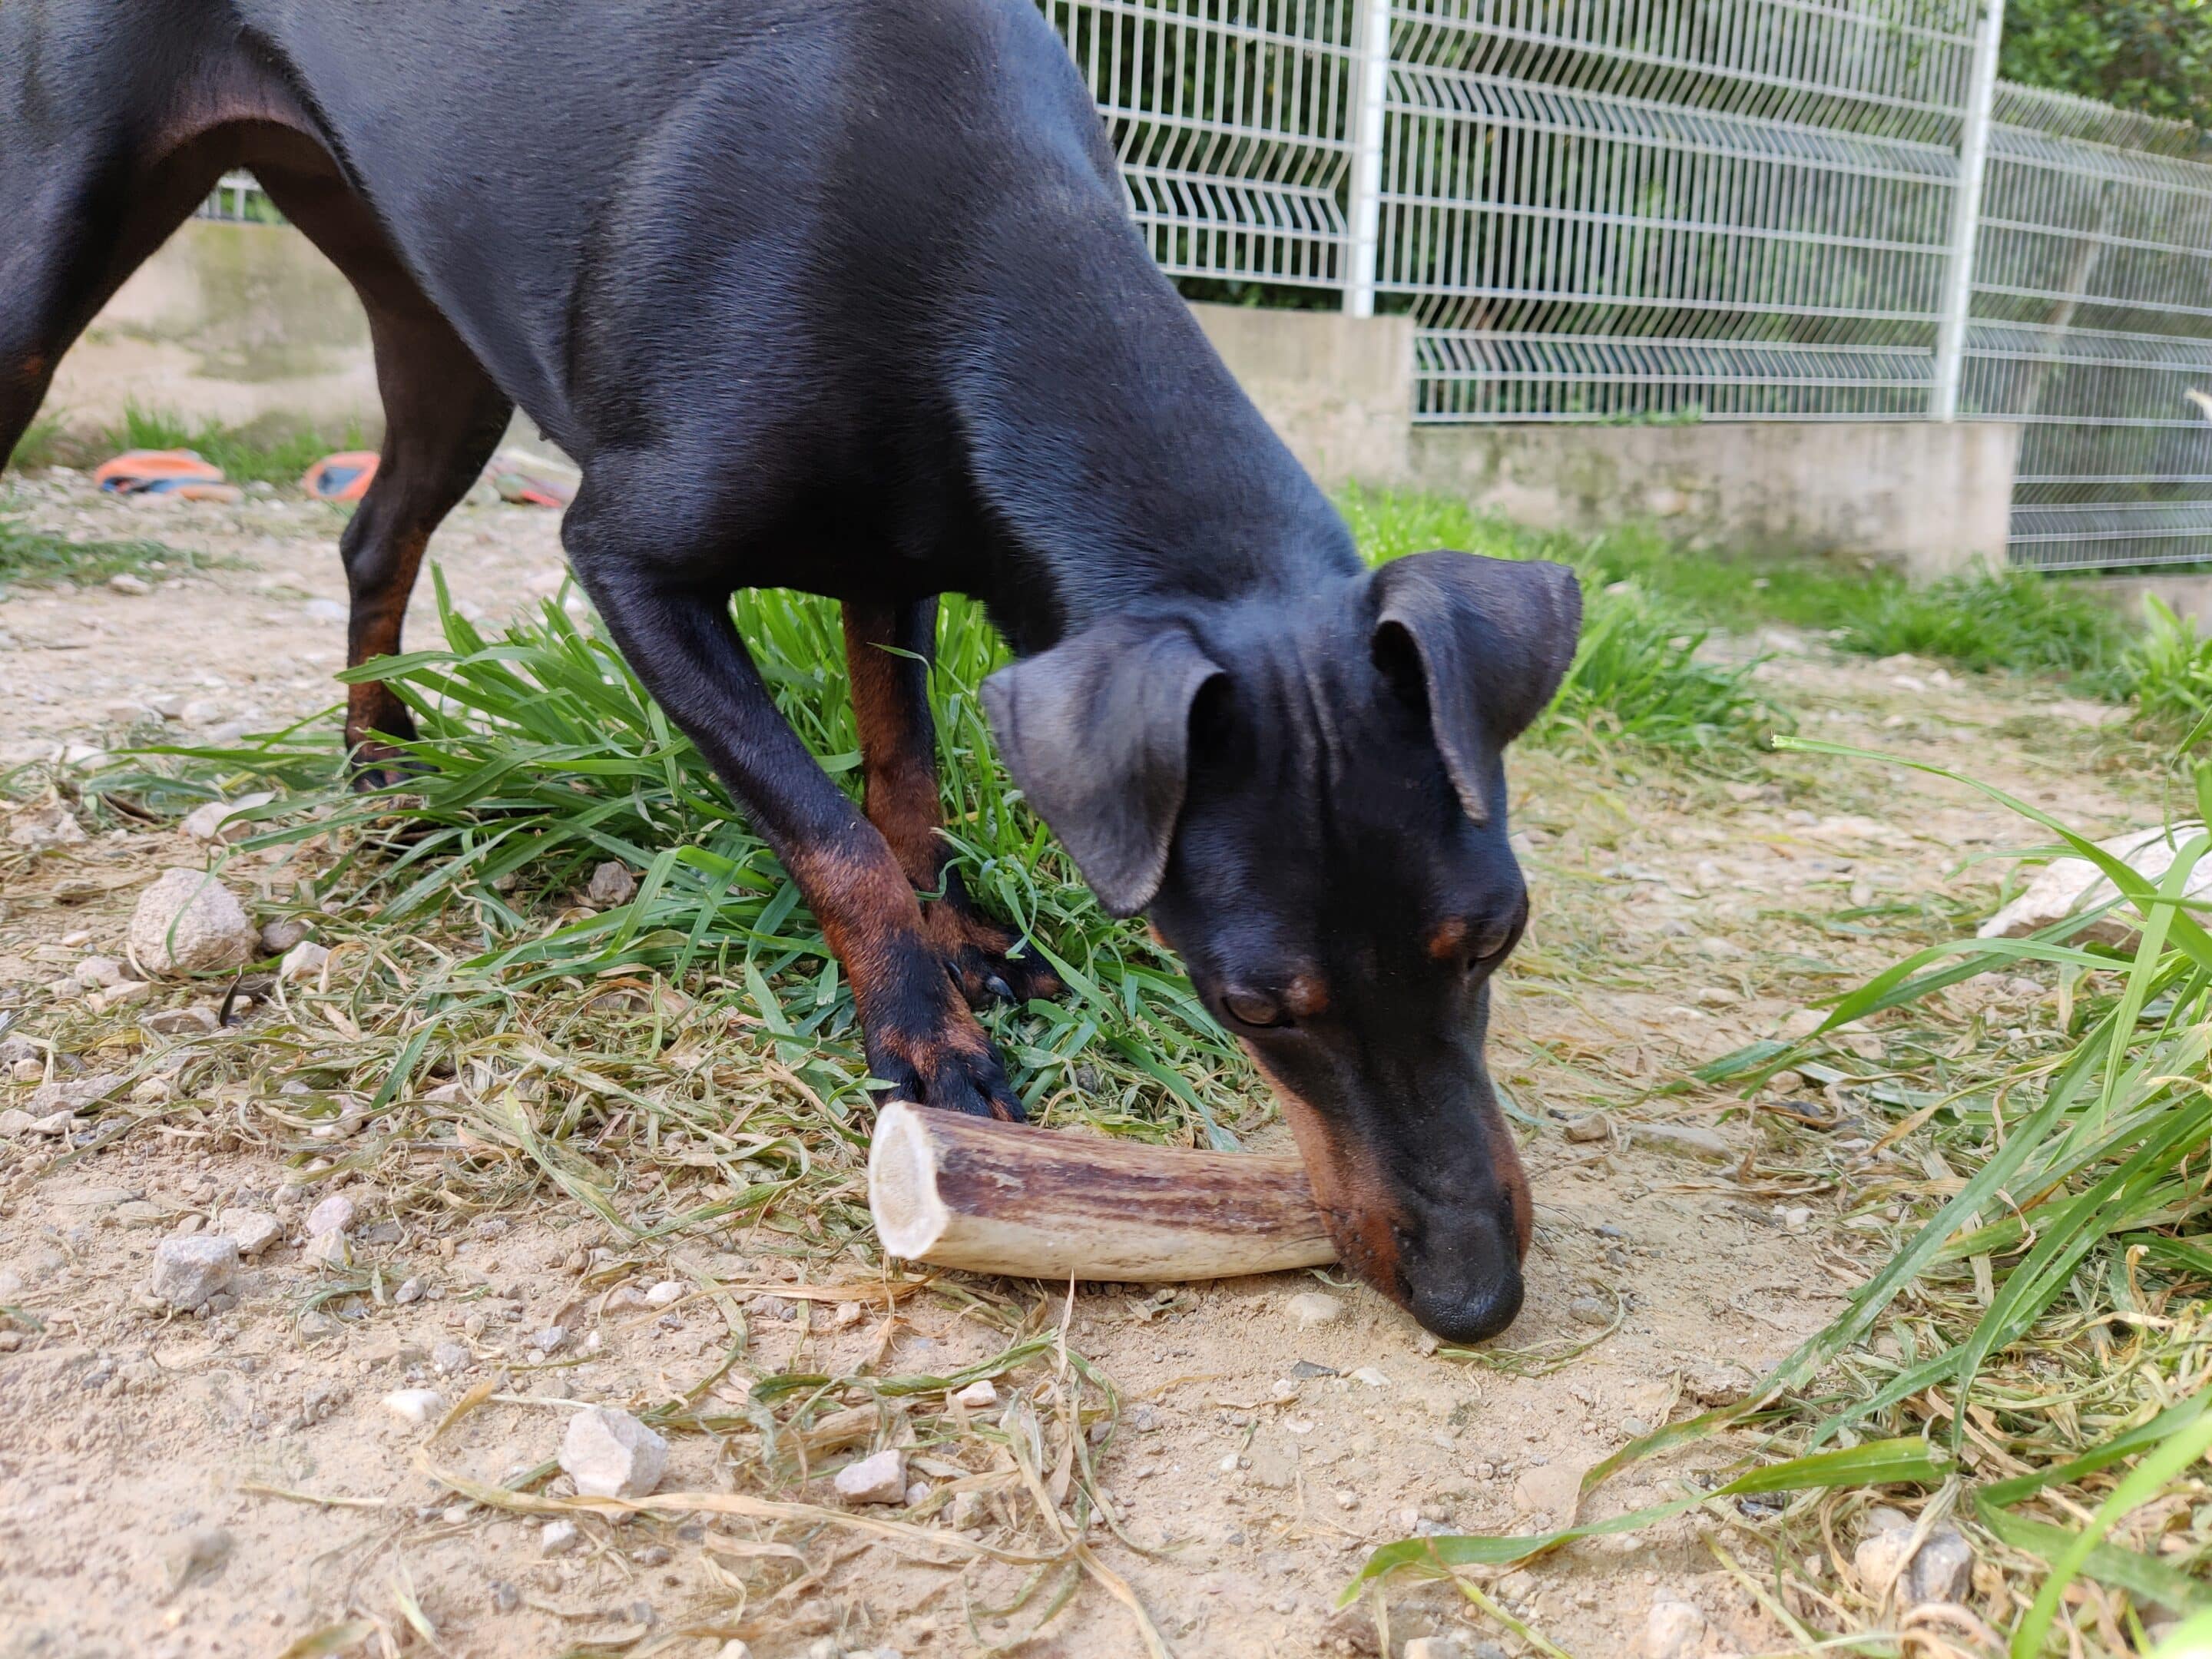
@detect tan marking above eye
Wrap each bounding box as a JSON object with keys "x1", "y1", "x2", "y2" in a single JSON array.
[
  {"x1": 1426, "y1": 918, "x2": 1469, "y2": 962},
  {"x1": 1283, "y1": 974, "x2": 1330, "y2": 1018}
]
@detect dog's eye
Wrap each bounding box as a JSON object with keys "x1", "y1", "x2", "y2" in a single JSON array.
[{"x1": 1222, "y1": 989, "x2": 1286, "y2": 1028}]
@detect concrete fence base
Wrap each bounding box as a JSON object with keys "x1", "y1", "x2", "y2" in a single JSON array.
[{"x1": 39, "y1": 222, "x2": 2021, "y2": 581}]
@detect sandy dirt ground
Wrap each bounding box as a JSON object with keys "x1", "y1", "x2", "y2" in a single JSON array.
[{"x1": 0, "y1": 473, "x2": 2144, "y2": 1659}]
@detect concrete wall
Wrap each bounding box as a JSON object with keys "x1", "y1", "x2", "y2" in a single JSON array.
[
  {"x1": 1408, "y1": 419, "x2": 2023, "y2": 581},
  {"x1": 39, "y1": 221, "x2": 2020, "y2": 579},
  {"x1": 45, "y1": 219, "x2": 378, "y2": 435}
]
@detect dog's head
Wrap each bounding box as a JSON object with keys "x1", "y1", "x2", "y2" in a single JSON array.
[{"x1": 983, "y1": 551, "x2": 1581, "y2": 1344}]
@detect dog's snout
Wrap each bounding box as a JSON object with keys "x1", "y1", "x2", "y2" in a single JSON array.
[{"x1": 1403, "y1": 1207, "x2": 1524, "y2": 1346}]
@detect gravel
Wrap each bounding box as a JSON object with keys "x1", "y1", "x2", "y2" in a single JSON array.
[
  {"x1": 150, "y1": 1235, "x2": 240, "y2": 1310},
  {"x1": 560, "y1": 1406, "x2": 668, "y2": 1499}
]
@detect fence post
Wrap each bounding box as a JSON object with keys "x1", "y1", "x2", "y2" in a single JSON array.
[
  {"x1": 1344, "y1": 0, "x2": 1392, "y2": 318},
  {"x1": 1931, "y1": 0, "x2": 2005, "y2": 421}
]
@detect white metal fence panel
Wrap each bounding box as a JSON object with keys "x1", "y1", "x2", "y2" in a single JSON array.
[
  {"x1": 1377, "y1": 0, "x2": 1985, "y2": 422},
  {"x1": 1965, "y1": 84, "x2": 2212, "y2": 571},
  {"x1": 1043, "y1": 0, "x2": 1363, "y2": 290}
]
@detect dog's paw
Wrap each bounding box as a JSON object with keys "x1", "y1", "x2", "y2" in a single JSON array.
[
  {"x1": 865, "y1": 1008, "x2": 1027, "y2": 1123},
  {"x1": 921, "y1": 901, "x2": 1064, "y2": 1009}
]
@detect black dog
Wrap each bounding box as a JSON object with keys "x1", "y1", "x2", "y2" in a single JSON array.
[{"x1": 0, "y1": 0, "x2": 1580, "y2": 1341}]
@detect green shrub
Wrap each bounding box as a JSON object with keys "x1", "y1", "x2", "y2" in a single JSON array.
[{"x1": 2121, "y1": 596, "x2": 2212, "y2": 739}]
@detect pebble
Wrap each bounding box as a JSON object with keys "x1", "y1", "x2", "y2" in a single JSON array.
[
  {"x1": 394, "y1": 1276, "x2": 426, "y2": 1305},
  {"x1": 560, "y1": 1406, "x2": 669, "y2": 1499},
  {"x1": 949, "y1": 1490, "x2": 988, "y2": 1529},
  {"x1": 528, "y1": 1326, "x2": 568, "y2": 1355},
  {"x1": 382, "y1": 1388, "x2": 445, "y2": 1426},
  {"x1": 1682, "y1": 1361, "x2": 1753, "y2": 1406},
  {"x1": 1645, "y1": 1598, "x2": 1707, "y2": 1659},
  {"x1": 217, "y1": 1209, "x2": 283, "y2": 1256},
  {"x1": 1566, "y1": 1296, "x2": 1613, "y2": 1327},
  {"x1": 150, "y1": 1235, "x2": 239, "y2": 1310},
  {"x1": 305, "y1": 1230, "x2": 351, "y2": 1267},
  {"x1": 1626, "y1": 1121, "x2": 1733, "y2": 1161},
  {"x1": 1286, "y1": 1291, "x2": 1343, "y2": 1327},
  {"x1": 180, "y1": 792, "x2": 276, "y2": 843},
  {"x1": 128, "y1": 869, "x2": 258, "y2": 975},
  {"x1": 834, "y1": 1448, "x2": 909, "y2": 1505},
  {"x1": 72, "y1": 955, "x2": 127, "y2": 989},
  {"x1": 259, "y1": 917, "x2": 312, "y2": 955},
  {"x1": 1405, "y1": 1640, "x2": 1466, "y2": 1659},
  {"x1": 643, "y1": 1280, "x2": 687, "y2": 1306},
  {"x1": 1561, "y1": 1111, "x2": 1610, "y2": 1143},
  {"x1": 1349, "y1": 1366, "x2": 1388, "y2": 1388},
  {"x1": 833, "y1": 1300, "x2": 865, "y2": 1328},
  {"x1": 1906, "y1": 1527, "x2": 1975, "y2": 1605},
  {"x1": 540, "y1": 1518, "x2": 581, "y2": 1556},
  {"x1": 1781, "y1": 1205, "x2": 1813, "y2": 1232},
  {"x1": 141, "y1": 1006, "x2": 219, "y2": 1037},
  {"x1": 714, "y1": 1644, "x2": 753, "y2": 1659},
  {"x1": 952, "y1": 1379, "x2": 998, "y2": 1409},
  {"x1": 0, "y1": 1110, "x2": 36, "y2": 1137},
  {"x1": 27, "y1": 1073, "x2": 124, "y2": 1116},
  {"x1": 280, "y1": 941, "x2": 331, "y2": 982},
  {"x1": 587, "y1": 861, "x2": 639, "y2": 907},
  {"x1": 432, "y1": 1341, "x2": 471, "y2": 1375},
  {"x1": 6, "y1": 805, "x2": 86, "y2": 851},
  {"x1": 108, "y1": 572, "x2": 152, "y2": 596},
  {"x1": 306, "y1": 1194, "x2": 356, "y2": 1237}
]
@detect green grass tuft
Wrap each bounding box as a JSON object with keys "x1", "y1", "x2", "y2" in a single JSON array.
[
  {"x1": 0, "y1": 512, "x2": 200, "y2": 594},
  {"x1": 102, "y1": 402, "x2": 373, "y2": 488}
]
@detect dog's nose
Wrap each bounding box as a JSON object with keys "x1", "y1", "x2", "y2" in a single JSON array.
[{"x1": 1404, "y1": 1210, "x2": 1524, "y2": 1345}]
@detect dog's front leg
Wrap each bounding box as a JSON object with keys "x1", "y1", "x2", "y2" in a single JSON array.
[{"x1": 572, "y1": 550, "x2": 1025, "y2": 1121}]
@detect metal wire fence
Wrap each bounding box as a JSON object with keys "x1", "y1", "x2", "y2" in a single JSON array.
[{"x1": 191, "y1": 2, "x2": 2212, "y2": 571}]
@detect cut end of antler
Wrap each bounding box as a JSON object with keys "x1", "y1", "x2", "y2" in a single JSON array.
[
  {"x1": 868, "y1": 1101, "x2": 954, "y2": 1260},
  {"x1": 866, "y1": 1099, "x2": 1337, "y2": 1283}
]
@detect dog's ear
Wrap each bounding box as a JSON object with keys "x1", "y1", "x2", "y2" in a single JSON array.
[
  {"x1": 982, "y1": 620, "x2": 1223, "y2": 917},
  {"x1": 1369, "y1": 551, "x2": 1582, "y2": 824}
]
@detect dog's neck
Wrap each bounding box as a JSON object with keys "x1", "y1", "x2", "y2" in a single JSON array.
[{"x1": 949, "y1": 237, "x2": 1364, "y2": 657}]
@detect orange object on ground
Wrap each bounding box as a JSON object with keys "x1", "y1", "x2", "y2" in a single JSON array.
[
  {"x1": 92, "y1": 449, "x2": 237, "y2": 500},
  {"x1": 303, "y1": 451, "x2": 381, "y2": 501}
]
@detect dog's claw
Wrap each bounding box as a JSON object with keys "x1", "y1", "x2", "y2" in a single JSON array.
[{"x1": 984, "y1": 973, "x2": 1014, "y2": 1002}]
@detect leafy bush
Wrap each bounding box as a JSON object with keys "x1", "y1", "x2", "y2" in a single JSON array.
[
  {"x1": 2122, "y1": 595, "x2": 2212, "y2": 739},
  {"x1": 1839, "y1": 563, "x2": 2128, "y2": 679}
]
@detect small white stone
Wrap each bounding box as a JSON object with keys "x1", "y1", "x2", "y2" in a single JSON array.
[
  {"x1": 833, "y1": 1300, "x2": 865, "y2": 1328},
  {"x1": 304, "y1": 1230, "x2": 350, "y2": 1268},
  {"x1": 904, "y1": 1479, "x2": 931, "y2": 1508},
  {"x1": 30, "y1": 1110, "x2": 74, "y2": 1137},
  {"x1": 305, "y1": 1194, "x2": 356, "y2": 1237},
  {"x1": 560, "y1": 1406, "x2": 668, "y2": 1499},
  {"x1": 0, "y1": 1110, "x2": 36, "y2": 1137},
  {"x1": 1905, "y1": 1527, "x2": 1975, "y2": 1606},
  {"x1": 432, "y1": 1341, "x2": 471, "y2": 1375},
  {"x1": 72, "y1": 955, "x2": 127, "y2": 989},
  {"x1": 1645, "y1": 1598, "x2": 1707, "y2": 1659},
  {"x1": 540, "y1": 1518, "x2": 581, "y2": 1556},
  {"x1": 949, "y1": 1490, "x2": 988, "y2": 1529},
  {"x1": 1627, "y1": 1121, "x2": 1733, "y2": 1161},
  {"x1": 643, "y1": 1280, "x2": 686, "y2": 1306},
  {"x1": 714, "y1": 1643, "x2": 753, "y2": 1659},
  {"x1": 394, "y1": 1276, "x2": 426, "y2": 1305},
  {"x1": 218, "y1": 1209, "x2": 283, "y2": 1256},
  {"x1": 586, "y1": 861, "x2": 639, "y2": 907},
  {"x1": 1405, "y1": 1640, "x2": 1467, "y2": 1659},
  {"x1": 382, "y1": 1388, "x2": 445, "y2": 1426},
  {"x1": 834, "y1": 1449, "x2": 909, "y2": 1505},
  {"x1": 1350, "y1": 1366, "x2": 1389, "y2": 1388},
  {"x1": 150, "y1": 1235, "x2": 240, "y2": 1310},
  {"x1": 108, "y1": 572, "x2": 152, "y2": 596},
  {"x1": 128, "y1": 869, "x2": 257, "y2": 976},
  {"x1": 280, "y1": 941, "x2": 331, "y2": 982},
  {"x1": 180, "y1": 792, "x2": 276, "y2": 843},
  {"x1": 952, "y1": 1379, "x2": 998, "y2": 1409},
  {"x1": 1286, "y1": 1291, "x2": 1343, "y2": 1327}
]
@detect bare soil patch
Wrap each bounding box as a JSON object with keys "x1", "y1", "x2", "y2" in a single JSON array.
[{"x1": 0, "y1": 475, "x2": 2144, "y2": 1657}]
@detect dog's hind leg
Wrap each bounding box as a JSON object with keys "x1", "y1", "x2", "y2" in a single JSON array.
[
  {"x1": 843, "y1": 598, "x2": 1062, "y2": 1008},
  {"x1": 567, "y1": 501, "x2": 1026, "y2": 1121},
  {"x1": 0, "y1": 141, "x2": 230, "y2": 464},
  {"x1": 253, "y1": 154, "x2": 514, "y2": 772}
]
